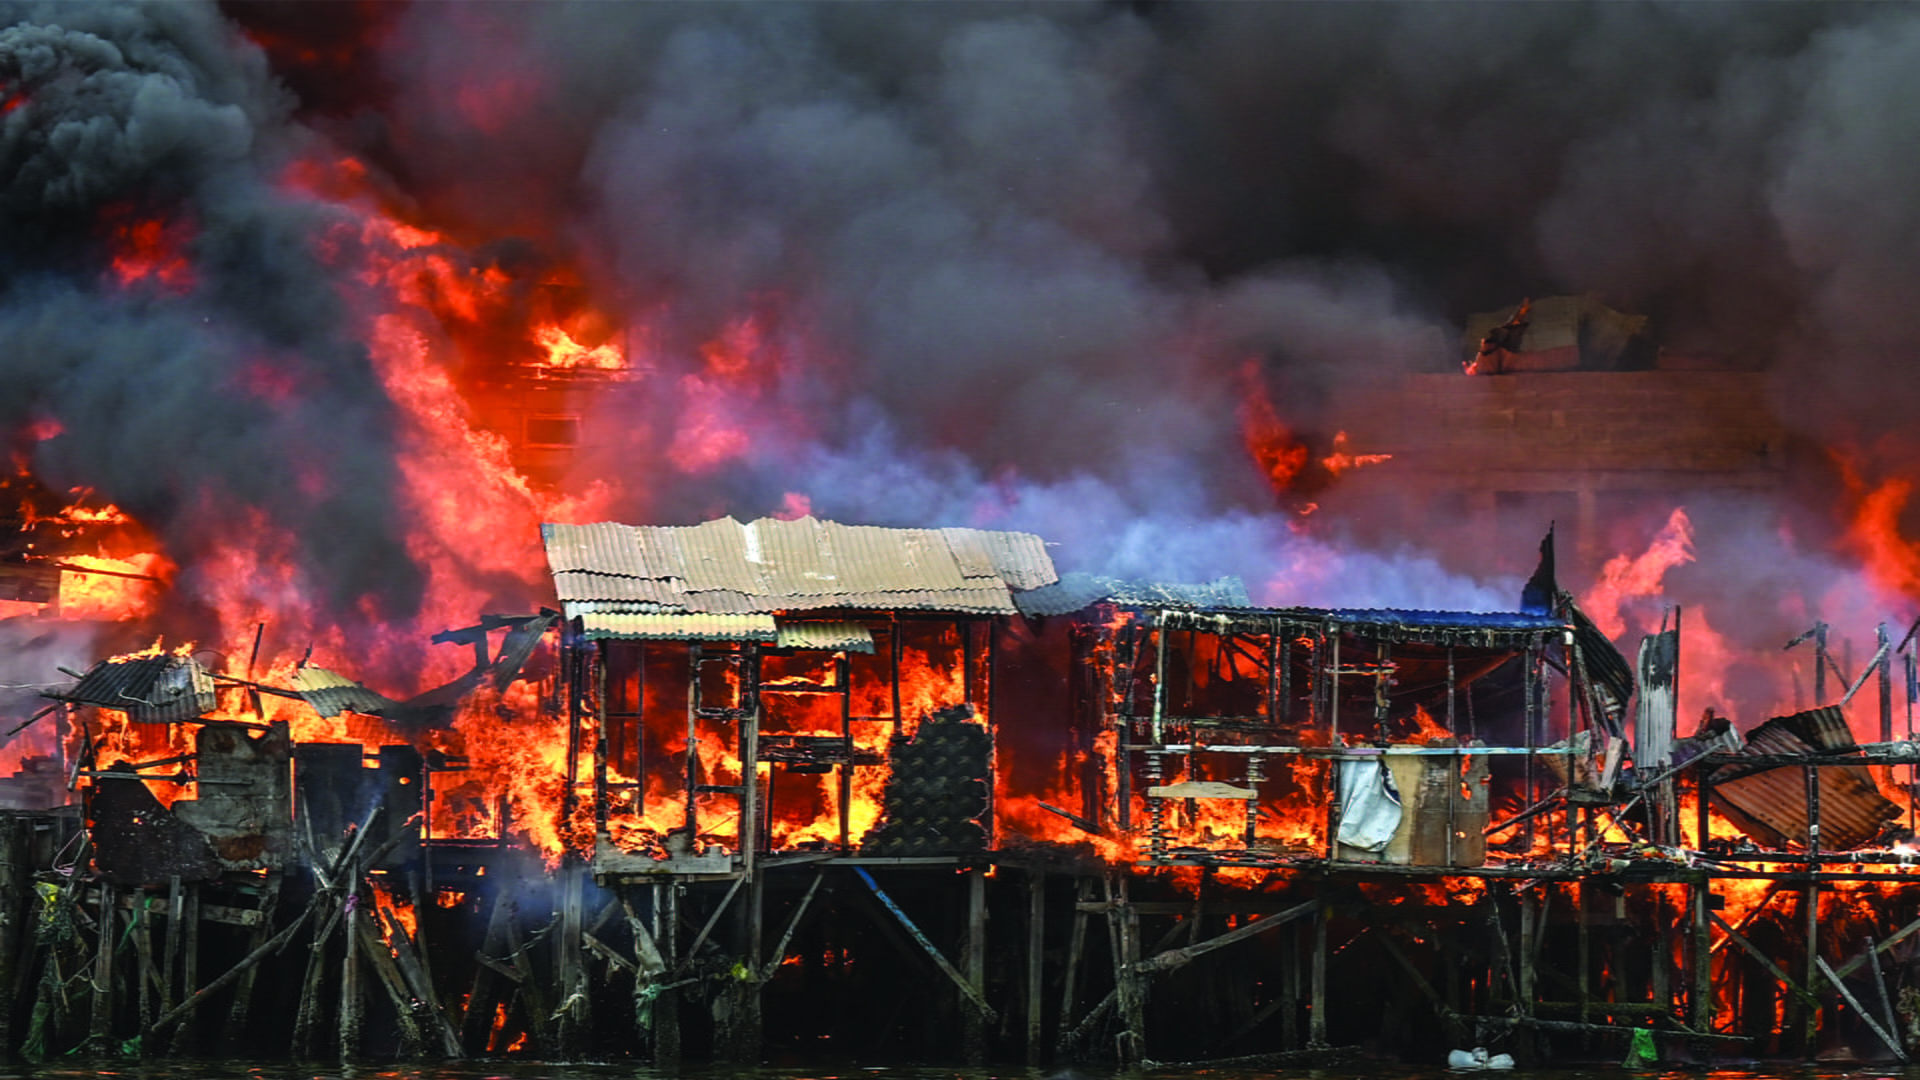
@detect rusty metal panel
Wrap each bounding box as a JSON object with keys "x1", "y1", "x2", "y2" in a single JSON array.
[
  {"x1": 1710, "y1": 715, "x2": 1899, "y2": 850},
  {"x1": 543, "y1": 515, "x2": 1057, "y2": 618},
  {"x1": 56, "y1": 654, "x2": 215, "y2": 724},
  {"x1": 290, "y1": 665, "x2": 397, "y2": 719}
]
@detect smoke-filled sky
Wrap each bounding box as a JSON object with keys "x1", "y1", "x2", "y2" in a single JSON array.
[{"x1": 5, "y1": 0, "x2": 1920, "y2": 714}]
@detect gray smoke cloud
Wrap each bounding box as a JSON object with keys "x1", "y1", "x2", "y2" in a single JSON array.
[
  {"x1": 9, "y1": 1, "x2": 1920, "y2": 696},
  {"x1": 0, "y1": 2, "x2": 422, "y2": 640}
]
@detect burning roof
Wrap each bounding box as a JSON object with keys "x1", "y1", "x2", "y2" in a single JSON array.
[
  {"x1": 50, "y1": 652, "x2": 216, "y2": 724},
  {"x1": 1014, "y1": 572, "x2": 1252, "y2": 617},
  {"x1": 542, "y1": 515, "x2": 1058, "y2": 641}
]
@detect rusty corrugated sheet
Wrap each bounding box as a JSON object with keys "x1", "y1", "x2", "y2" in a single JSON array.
[
  {"x1": 579, "y1": 612, "x2": 777, "y2": 642},
  {"x1": 54, "y1": 654, "x2": 215, "y2": 724},
  {"x1": 775, "y1": 620, "x2": 875, "y2": 653},
  {"x1": 544, "y1": 515, "x2": 1057, "y2": 618},
  {"x1": 290, "y1": 665, "x2": 398, "y2": 719},
  {"x1": 1710, "y1": 710, "x2": 1898, "y2": 850}
]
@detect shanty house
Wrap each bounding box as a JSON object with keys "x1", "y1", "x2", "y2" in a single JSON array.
[{"x1": 541, "y1": 515, "x2": 1058, "y2": 877}]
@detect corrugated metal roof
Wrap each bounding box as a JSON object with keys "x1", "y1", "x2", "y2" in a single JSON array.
[
  {"x1": 545, "y1": 515, "x2": 1057, "y2": 617},
  {"x1": 53, "y1": 654, "x2": 216, "y2": 724},
  {"x1": 775, "y1": 621, "x2": 875, "y2": 653},
  {"x1": 1710, "y1": 711, "x2": 1899, "y2": 850},
  {"x1": 1015, "y1": 573, "x2": 1253, "y2": 617},
  {"x1": 289, "y1": 665, "x2": 398, "y2": 719},
  {"x1": 579, "y1": 612, "x2": 777, "y2": 642}
]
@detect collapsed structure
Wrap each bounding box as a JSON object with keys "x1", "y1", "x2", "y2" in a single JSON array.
[{"x1": 0, "y1": 514, "x2": 1917, "y2": 1066}]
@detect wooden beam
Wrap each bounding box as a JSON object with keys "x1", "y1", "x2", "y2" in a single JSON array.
[{"x1": 1133, "y1": 895, "x2": 1325, "y2": 974}]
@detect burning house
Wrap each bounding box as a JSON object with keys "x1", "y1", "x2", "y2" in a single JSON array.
[{"x1": 12, "y1": 0, "x2": 1920, "y2": 1072}]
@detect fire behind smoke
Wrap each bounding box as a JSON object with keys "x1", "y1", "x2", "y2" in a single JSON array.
[{"x1": 2, "y1": 2, "x2": 1920, "y2": 845}]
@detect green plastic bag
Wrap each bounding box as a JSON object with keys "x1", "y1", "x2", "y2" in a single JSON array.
[{"x1": 1621, "y1": 1027, "x2": 1657, "y2": 1068}]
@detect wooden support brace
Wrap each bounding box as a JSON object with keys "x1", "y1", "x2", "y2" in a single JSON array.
[
  {"x1": 1829, "y1": 912, "x2": 1920, "y2": 982},
  {"x1": 758, "y1": 869, "x2": 825, "y2": 981},
  {"x1": 852, "y1": 867, "x2": 998, "y2": 1021},
  {"x1": 1134, "y1": 894, "x2": 1327, "y2": 975},
  {"x1": 1816, "y1": 955, "x2": 1907, "y2": 1063},
  {"x1": 1708, "y1": 911, "x2": 1818, "y2": 1010}
]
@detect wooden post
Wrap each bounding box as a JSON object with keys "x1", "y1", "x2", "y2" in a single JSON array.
[
  {"x1": 556, "y1": 862, "x2": 588, "y2": 1058},
  {"x1": 1691, "y1": 873, "x2": 1713, "y2": 1059},
  {"x1": 1026, "y1": 869, "x2": 1045, "y2": 1064},
  {"x1": 133, "y1": 890, "x2": 154, "y2": 1031},
  {"x1": 1055, "y1": 876, "x2": 1091, "y2": 1060},
  {"x1": 1282, "y1": 918, "x2": 1300, "y2": 1050},
  {"x1": 352, "y1": 910, "x2": 425, "y2": 1058},
  {"x1": 87, "y1": 883, "x2": 115, "y2": 1053},
  {"x1": 461, "y1": 885, "x2": 513, "y2": 1052},
  {"x1": 1308, "y1": 895, "x2": 1328, "y2": 1049},
  {"x1": 964, "y1": 865, "x2": 988, "y2": 1064},
  {"x1": 1519, "y1": 889, "x2": 1537, "y2": 1064},
  {"x1": 339, "y1": 895, "x2": 364, "y2": 1063},
  {"x1": 504, "y1": 885, "x2": 553, "y2": 1055},
  {"x1": 169, "y1": 882, "x2": 201, "y2": 1057},
  {"x1": 654, "y1": 880, "x2": 681, "y2": 1066},
  {"x1": 1118, "y1": 875, "x2": 1146, "y2": 1063},
  {"x1": 161, "y1": 877, "x2": 181, "y2": 1023},
  {"x1": 0, "y1": 814, "x2": 28, "y2": 1058},
  {"x1": 222, "y1": 872, "x2": 281, "y2": 1050},
  {"x1": 1804, "y1": 876, "x2": 1821, "y2": 1058},
  {"x1": 379, "y1": 906, "x2": 463, "y2": 1058}
]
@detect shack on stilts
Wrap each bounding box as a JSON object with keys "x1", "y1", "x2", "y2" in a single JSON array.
[{"x1": 1, "y1": 515, "x2": 1919, "y2": 1067}]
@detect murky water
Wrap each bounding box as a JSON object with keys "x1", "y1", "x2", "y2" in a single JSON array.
[{"x1": 0, "y1": 1063, "x2": 1909, "y2": 1080}]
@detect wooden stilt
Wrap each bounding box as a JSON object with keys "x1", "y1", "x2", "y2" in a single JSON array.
[
  {"x1": 1803, "y1": 877, "x2": 1821, "y2": 1058},
  {"x1": 380, "y1": 906, "x2": 462, "y2": 1058},
  {"x1": 167, "y1": 882, "x2": 200, "y2": 1057},
  {"x1": 132, "y1": 891, "x2": 154, "y2": 1031},
  {"x1": 160, "y1": 877, "x2": 180, "y2": 1024},
  {"x1": 1518, "y1": 889, "x2": 1538, "y2": 1064},
  {"x1": 352, "y1": 908, "x2": 425, "y2": 1058},
  {"x1": 963, "y1": 865, "x2": 988, "y2": 1064},
  {"x1": 0, "y1": 814, "x2": 29, "y2": 1059},
  {"x1": 460, "y1": 885, "x2": 513, "y2": 1052},
  {"x1": 1054, "y1": 876, "x2": 1091, "y2": 1060},
  {"x1": 1690, "y1": 874, "x2": 1713, "y2": 1060},
  {"x1": 1282, "y1": 919, "x2": 1300, "y2": 1050},
  {"x1": 655, "y1": 879, "x2": 682, "y2": 1066},
  {"x1": 1025, "y1": 869, "x2": 1045, "y2": 1065},
  {"x1": 1308, "y1": 896, "x2": 1327, "y2": 1049},
  {"x1": 87, "y1": 883, "x2": 115, "y2": 1053},
  {"x1": 339, "y1": 896, "x2": 365, "y2": 1063},
  {"x1": 504, "y1": 885, "x2": 554, "y2": 1055},
  {"x1": 555, "y1": 863, "x2": 587, "y2": 1058},
  {"x1": 219, "y1": 871, "x2": 279, "y2": 1053},
  {"x1": 290, "y1": 896, "x2": 334, "y2": 1058},
  {"x1": 1117, "y1": 874, "x2": 1146, "y2": 1063}
]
